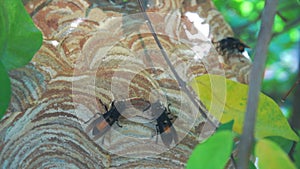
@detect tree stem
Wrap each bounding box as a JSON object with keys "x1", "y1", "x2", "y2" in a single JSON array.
[
  {"x1": 136, "y1": 0, "x2": 217, "y2": 127},
  {"x1": 237, "y1": 0, "x2": 278, "y2": 168}
]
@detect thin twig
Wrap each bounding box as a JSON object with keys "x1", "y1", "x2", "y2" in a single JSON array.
[
  {"x1": 281, "y1": 79, "x2": 300, "y2": 102},
  {"x1": 136, "y1": 0, "x2": 217, "y2": 127},
  {"x1": 272, "y1": 17, "x2": 300, "y2": 39},
  {"x1": 237, "y1": 0, "x2": 279, "y2": 169},
  {"x1": 276, "y1": 11, "x2": 288, "y2": 23},
  {"x1": 231, "y1": 154, "x2": 237, "y2": 169},
  {"x1": 30, "y1": 0, "x2": 53, "y2": 17}
]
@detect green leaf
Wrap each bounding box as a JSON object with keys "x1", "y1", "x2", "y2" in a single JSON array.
[
  {"x1": 294, "y1": 131, "x2": 300, "y2": 169},
  {"x1": 266, "y1": 136, "x2": 294, "y2": 154},
  {"x1": 249, "y1": 161, "x2": 257, "y2": 169},
  {"x1": 187, "y1": 131, "x2": 233, "y2": 169},
  {"x1": 217, "y1": 120, "x2": 234, "y2": 132},
  {"x1": 240, "y1": 1, "x2": 254, "y2": 17},
  {"x1": 189, "y1": 74, "x2": 299, "y2": 141},
  {"x1": 0, "y1": 61, "x2": 11, "y2": 118},
  {"x1": 255, "y1": 139, "x2": 297, "y2": 169},
  {"x1": 0, "y1": 0, "x2": 42, "y2": 70}
]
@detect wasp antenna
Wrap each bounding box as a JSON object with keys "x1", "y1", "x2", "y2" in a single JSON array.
[
  {"x1": 99, "y1": 99, "x2": 108, "y2": 111},
  {"x1": 167, "y1": 103, "x2": 171, "y2": 112}
]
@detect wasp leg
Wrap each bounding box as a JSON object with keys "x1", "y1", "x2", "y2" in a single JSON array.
[
  {"x1": 167, "y1": 103, "x2": 171, "y2": 111},
  {"x1": 116, "y1": 120, "x2": 123, "y2": 128}
]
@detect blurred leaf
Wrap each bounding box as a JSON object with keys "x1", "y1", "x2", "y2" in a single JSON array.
[
  {"x1": 0, "y1": 0, "x2": 42, "y2": 70},
  {"x1": 266, "y1": 136, "x2": 294, "y2": 154},
  {"x1": 0, "y1": 61, "x2": 11, "y2": 118},
  {"x1": 274, "y1": 15, "x2": 285, "y2": 33},
  {"x1": 240, "y1": 1, "x2": 254, "y2": 17},
  {"x1": 289, "y1": 29, "x2": 300, "y2": 42},
  {"x1": 187, "y1": 131, "x2": 233, "y2": 169},
  {"x1": 255, "y1": 139, "x2": 297, "y2": 169},
  {"x1": 189, "y1": 74, "x2": 299, "y2": 141},
  {"x1": 294, "y1": 138, "x2": 300, "y2": 168},
  {"x1": 255, "y1": 1, "x2": 265, "y2": 10},
  {"x1": 0, "y1": 0, "x2": 43, "y2": 118},
  {"x1": 249, "y1": 161, "x2": 257, "y2": 169},
  {"x1": 278, "y1": 0, "x2": 300, "y2": 21}
]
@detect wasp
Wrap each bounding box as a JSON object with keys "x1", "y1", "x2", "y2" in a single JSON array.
[
  {"x1": 86, "y1": 98, "x2": 151, "y2": 140},
  {"x1": 150, "y1": 101, "x2": 178, "y2": 147},
  {"x1": 214, "y1": 37, "x2": 250, "y2": 63},
  {"x1": 216, "y1": 37, "x2": 249, "y2": 54},
  {"x1": 86, "y1": 99, "x2": 126, "y2": 140}
]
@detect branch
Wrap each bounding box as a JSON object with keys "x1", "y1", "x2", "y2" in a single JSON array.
[
  {"x1": 272, "y1": 17, "x2": 300, "y2": 39},
  {"x1": 237, "y1": 0, "x2": 279, "y2": 169},
  {"x1": 276, "y1": 11, "x2": 288, "y2": 23},
  {"x1": 281, "y1": 79, "x2": 300, "y2": 102},
  {"x1": 136, "y1": 0, "x2": 217, "y2": 127},
  {"x1": 29, "y1": 0, "x2": 53, "y2": 17}
]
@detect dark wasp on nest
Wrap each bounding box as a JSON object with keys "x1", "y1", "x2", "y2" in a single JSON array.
[
  {"x1": 214, "y1": 37, "x2": 250, "y2": 62},
  {"x1": 149, "y1": 100, "x2": 179, "y2": 147},
  {"x1": 85, "y1": 98, "x2": 151, "y2": 140}
]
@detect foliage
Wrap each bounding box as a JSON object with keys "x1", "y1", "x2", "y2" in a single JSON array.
[
  {"x1": 190, "y1": 74, "x2": 299, "y2": 141},
  {"x1": 255, "y1": 139, "x2": 297, "y2": 169},
  {"x1": 0, "y1": 0, "x2": 42, "y2": 119},
  {"x1": 213, "y1": 0, "x2": 299, "y2": 56},
  {"x1": 294, "y1": 133, "x2": 300, "y2": 168},
  {"x1": 187, "y1": 130, "x2": 234, "y2": 169},
  {"x1": 0, "y1": 61, "x2": 10, "y2": 115},
  {"x1": 213, "y1": 0, "x2": 300, "y2": 115},
  {"x1": 188, "y1": 74, "x2": 299, "y2": 168}
]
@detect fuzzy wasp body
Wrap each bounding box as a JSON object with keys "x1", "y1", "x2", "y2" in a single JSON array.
[
  {"x1": 86, "y1": 98, "x2": 151, "y2": 140},
  {"x1": 150, "y1": 101, "x2": 178, "y2": 147},
  {"x1": 217, "y1": 37, "x2": 249, "y2": 54},
  {"x1": 86, "y1": 100, "x2": 125, "y2": 139},
  {"x1": 214, "y1": 37, "x2": 250, "y2": 63}
]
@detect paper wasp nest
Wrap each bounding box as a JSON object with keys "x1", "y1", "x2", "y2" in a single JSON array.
[{"x1": 0, "y1": 0, "x2": 251, "y2": 168}]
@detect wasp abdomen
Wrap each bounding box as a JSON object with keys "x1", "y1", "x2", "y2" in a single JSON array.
[{"x1": 87, "y1": 100, "x2": 124, "y2": 139}]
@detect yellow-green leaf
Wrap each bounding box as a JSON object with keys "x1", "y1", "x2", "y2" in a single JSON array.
[
  {"x1": 255, "y1": 139, "x2": 297, "y2": 169},
  {"x1": 189, "y1": 74, "x2": 299, "y2": 141}
]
